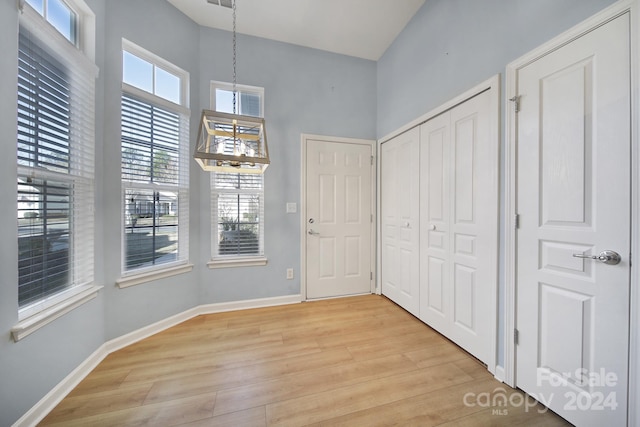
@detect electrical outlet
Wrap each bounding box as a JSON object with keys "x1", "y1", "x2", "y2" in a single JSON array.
[
  {"x1": 286, "y1": 268, "x2": 294, "y2": 279},
  {"x1": 286, "y1": 202, "x2": 297, "y2": 213}
]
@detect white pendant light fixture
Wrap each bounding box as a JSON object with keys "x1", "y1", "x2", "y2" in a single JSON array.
[{"x1": 194, "y1": 0, "x2": 269, "y2": 174}]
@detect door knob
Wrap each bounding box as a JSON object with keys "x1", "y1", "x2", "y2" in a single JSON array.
[
  {"x1": 308, "y1": 229, "x2": 320, "y2": 236},
  {"x1": 572, "y1": 250, "x2": 621, "y2": 265}
]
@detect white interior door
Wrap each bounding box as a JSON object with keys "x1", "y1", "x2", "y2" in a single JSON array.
[
  {"x1": 419, "y1": 90, "x2": 496, "y2": 365},
  {"x1": 305, "y1": 137, "x2": 373, "y2": 299},
  {"x1": 516, "y1": 14, "x2": 630, "y2": 426},
  {"x1": 380, "y1": 127, "x2": 420, "y2": 316}
]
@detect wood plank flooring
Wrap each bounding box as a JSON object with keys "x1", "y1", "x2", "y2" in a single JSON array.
[{"x1": 39, "y1": 295, "x2": 570, "y2": 426}]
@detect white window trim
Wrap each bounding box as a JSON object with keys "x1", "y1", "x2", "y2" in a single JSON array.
[
  {"x1": 120, "y1": 41, "x2": 190, "y2": 280},
  {"x1": 123, "y1": 39, "x2": 190, "y2": 107},
  {"x1": 207, "y1": 257, "x2": 267, "y2": 269},
  {"x1": 14, "y1": 0, "x2": 98, "y2": 333},
  {"x1": 20, "y1": 0, "x2": 96, "y2": 61},
  {"x1": 209, "y1": 80, "x2": 264, "y2": 114},
  {"x1": 117, "y1": 262, "x2": 194, "y2": 288},
  {"x1": 122, "y1": 82, "x2": 190, "y2": 116},
  {"x1": 12, "y1": 284, "x2": 103, "y2": 342},
  {"x1": 209, "y1": 80, "x2": 267, "y2": 268}
]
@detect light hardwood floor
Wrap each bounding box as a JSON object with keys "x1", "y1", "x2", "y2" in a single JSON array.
[{"x1": 40, "y1": 295, "x2": 569, "y2": 426}]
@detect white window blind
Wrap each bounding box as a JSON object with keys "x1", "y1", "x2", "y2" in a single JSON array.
[
  {"x1": 121, "y1": 44, "x2": 189, "y2": 275},
  {"x1": 16, "y1": 5, "x2": 97, "y2": 312},
  {"x1": 210, "y1": 81, "x2": 265, "y2": 261}
]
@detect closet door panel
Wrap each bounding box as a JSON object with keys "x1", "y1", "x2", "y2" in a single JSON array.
[
  {"x1": 448, "y1": 91, "x2": 494, "y2": 363},
  {"x1": 380, "y1": 127, "x2": 420, "y2": 316},
  {"x1": 420, "y1": 113, "x2": 450, "y2": 330},
  {"x1": 418, "y1": 90, "x2": 497, "y2": 365}
]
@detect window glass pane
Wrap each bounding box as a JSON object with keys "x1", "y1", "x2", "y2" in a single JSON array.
[
  {"x1": 123, "y1": 51, "x2": 153, "y2": 93},
  {"x1": 217, "y1": 193, "x2": 261, "y2": 255},
  {"x1": 18, "y1": 177, "x2": 71, "y2": 307},
  {"x1": 214, "y1": 88, "x2": 261, "y2": 116},
  {"x1": 47, "y1": 0, "x2": 76, "y2": 43},
  {"x1": 125, "y1": 189, "x2": 178, "y2": 270},
  {"x1": 215, "y1": 88, "x2": 234, "y2": 114},
  {"x1": 25, "y1": 0, "x2": 44, "y2": 15},
  {"x1": 155, "y1": 67, "x2": 180, "y2": 105}
]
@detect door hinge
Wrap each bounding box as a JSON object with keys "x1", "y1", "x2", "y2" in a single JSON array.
[
  {"x1": 370, "y1": 272, "x2": 373, "y2": 280},
  {"x1": 514, "y1": 214, "x2": 520, "y2": 229},
  {"x1": 514, "y1": 328, "x2": 519, "y2": 345},
  {"x1": 371, "y1": 214, "x2": 374, "y2": 223},
  {"x1": 371, "y1": 155, "x2": 374, "y2": 166},
  {"x1": 509, "y1": 95, "x2": 521, "y2": 113}
]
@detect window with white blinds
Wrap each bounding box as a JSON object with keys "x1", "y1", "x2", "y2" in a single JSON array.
[
  {"x1": 212, "y1": 174, "x2": 264, "y2": 257},
  {"x1": 16, "y1": 3, "x2": 97, "y2": 313},
  {"x1": 121, "y1": 42, "x2": 189, "y2": 275},
  {"x1": 210, "y1": 81, "x2": 265, "y2": 262}
]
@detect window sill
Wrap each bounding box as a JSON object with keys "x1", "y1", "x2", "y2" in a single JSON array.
[
  {"x1": 117, "y1": 262, "x2": 194, "y2": 289},
  {"x1": 11, "y1": 284, "x2": 103, "y2": 342},
  {"x1": 208, "y1": 257, "x2": 268, "y2": 269}
]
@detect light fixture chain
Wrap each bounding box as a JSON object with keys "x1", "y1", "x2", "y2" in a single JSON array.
[{"x1": 232, "y1": 0, "x2": 237, "y2": 115}]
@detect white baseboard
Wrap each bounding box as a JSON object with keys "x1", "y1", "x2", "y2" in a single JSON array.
[
  {"x1": 104, "y1": 306, "x2": 201, "y2": 354},
  {"x1": 494, "y1": 365, "x2": 506, "y2": 384},
  {"x1": 12, "y1": 294, "x2": 302, "y2": 427},
  {"x1": 198, "y1": 294, "x2": 302, "y2": 314}
]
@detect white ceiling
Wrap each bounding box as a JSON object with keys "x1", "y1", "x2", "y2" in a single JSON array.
[{"x1": 167, "y1": 0, "x2": 426, "y2": 61}]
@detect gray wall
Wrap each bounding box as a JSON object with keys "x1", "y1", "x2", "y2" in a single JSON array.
[
  {"x1": 377, "y1": 0, "x2": 619, "y2": 137},
  {"x1": 0, "y1": 0, "x2": 622, "y2": 424},
  {"x1": 101, "y1": 0, "x2": 202, "y2": 341},
  {"x1": 196, "y1": 28, "x2": 377, "y2": 304}
]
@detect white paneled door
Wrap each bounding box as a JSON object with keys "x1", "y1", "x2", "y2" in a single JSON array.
[
  {"x1": 380, "y1": 127, "x2": 420, "y2": 316},
  {"x1": 515, "y1": 14, "x2": 630, "y2": 426},
  {"x1": 419, "y1": 90, "x2": 496, "y2": 365},
  {"x1": 305, "y1": 137, "x2": 374, "y2": 299}
]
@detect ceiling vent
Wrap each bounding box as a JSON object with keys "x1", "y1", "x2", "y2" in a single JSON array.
[{"x1": 207, "y1": 0, "x2": 232, "y2": 8}]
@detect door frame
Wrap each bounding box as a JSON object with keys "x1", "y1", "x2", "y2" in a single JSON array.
[
  {"x1": 504, "y1": 0, "x2": 640, "y2": 424},
  {"x1": 300, "y1": 134, "x2": 377, "y2": 301},
  {"x1": 377, "y1": 74, "x2": 501, "y2": 374}
]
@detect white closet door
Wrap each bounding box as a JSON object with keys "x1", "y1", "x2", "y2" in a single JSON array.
[
  {"x1": 418, "y1": 112, "x2": 450, "y2": 332},
  {"x1": 381, "y1": 127, "x2": 420, "y2": 316},
  {"x1": 419, "y1": 90, "x2": 497, "y2": 364}
]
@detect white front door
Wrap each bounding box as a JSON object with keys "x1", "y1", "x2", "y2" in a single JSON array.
[
  {"x1": 380, "y1": 127, "x2": 420, "y2": 316},
  {"x1": 516, "y1": 13, "x2": 630, "y2": 426},
  {"x1": 305, "y1": 137, "x2": 373, "y2": 299},
  {"x1": 419, "y1": 89, "x2": 497, "y2": 365}
]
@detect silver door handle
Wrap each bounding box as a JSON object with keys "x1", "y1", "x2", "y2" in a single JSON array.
[
  {"x1": 572, "y1": 250, "x2": 621, "y2": 265},
  {"x1": 308, "y1": 229, "x2": 320, "y2": 236}
]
